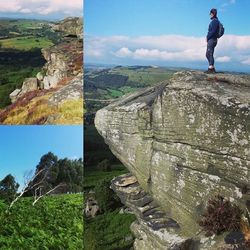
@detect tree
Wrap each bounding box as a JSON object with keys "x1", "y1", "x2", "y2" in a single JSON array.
[
  {"x1": 26, "y1": 152, "x2": 58, "y2": 196},
  {"x1": 0, "y1": 174, "x2": 19, "y2": 203}
]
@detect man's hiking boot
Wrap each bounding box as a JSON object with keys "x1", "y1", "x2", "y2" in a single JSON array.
[{"x1": 205, "y1": 68, "x2": 216, "y2": 74}]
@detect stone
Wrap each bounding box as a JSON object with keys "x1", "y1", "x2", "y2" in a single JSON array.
[
  {"x1": 85, "y1": 197, "x2": 99, "y2": 218},
  {"x1": 21, "y1": 78, "x2": 38, "y2": 94},
  {"x1": 52, "y1": 17, "x2": 83, "y2": 39},
  {"x1": 95, "y1": 71, "x2": 250, "y2": 248},
  {"x1": 48, "y1": 74, "x2": 83, "y2": 105},
  {"x1": 9, "y1": 89, "x2": 21, "y2": 103},
  {"x1": 41, "y1": 39, "x2": 82, "y2": 89},
  {"x1": 111, "y1": 173, "x2": 200, "y2": 250}
]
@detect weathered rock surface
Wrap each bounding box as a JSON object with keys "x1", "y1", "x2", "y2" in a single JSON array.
[
  {"x1": 9, "y1": 77, "x2": 39, "y2": 103},
  {"x1": 95, "y1": 71, "x2": 250, "y2": 248},
  {"x1": 52, "y1": 17, "x2": 83, "y2": 39},
  {"x1": 111, "y1": 173, "x2": 199, "y2": 250},
  {"x1": 9, "y1": 89, "x2": 21, "y2": 103},
  {"x1": 42, "y1": 39, "x2": 83, "y2": 90},
  {"x1": 48, "y1": 74, "x2": 83, "y2": 105}
]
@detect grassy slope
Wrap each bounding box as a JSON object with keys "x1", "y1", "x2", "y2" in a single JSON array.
[
  {"x1": 0, "y1": 194, "x2": 83, "y2": 249},
  {"x1": 0, "y1": 84, "x2": 84, "y2": 125}
]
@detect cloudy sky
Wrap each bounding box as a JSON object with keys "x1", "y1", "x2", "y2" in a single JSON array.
[
  {"x1": 85, "y1": 0, "x2": 250, "y2": 72},
  {"x1": 0, "y1": 0, "x2": 83, "y2": 20},
  {"x1": 0, "y1": 126, "x2": 83, "y2": 186}
]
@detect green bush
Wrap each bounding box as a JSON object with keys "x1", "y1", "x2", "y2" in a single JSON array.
[{"x1": 94, "y1": 179, "x2": 121, "y2": 213}]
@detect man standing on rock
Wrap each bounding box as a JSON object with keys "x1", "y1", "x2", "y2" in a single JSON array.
[{"x1": 206, "y1": 8, "x2": 219, "y2": 74}]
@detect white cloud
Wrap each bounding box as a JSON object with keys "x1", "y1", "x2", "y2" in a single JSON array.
[
  {"x1": 241, "y1": 57, "x2": 250, "y2": 65},
  {"x1": 85, "y1": 34, "x2": 250, "y2": 66},
  {"x1": 0, "y1": 0, "x2": 83, "y2": 16},
  {"x1": 216, "y1": 56, "x2": 231, "y2": 62},
  {"x1": 221, "y1": 0, "x2": 236, "y2": 11},
  {"x1": 115, "y1": 47, "x2": 133, "y2": 57}
]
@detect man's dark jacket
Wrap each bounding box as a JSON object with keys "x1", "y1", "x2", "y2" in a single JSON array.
[{"x1": 207, "y1": 17, "x2": 219, "y2": 41}]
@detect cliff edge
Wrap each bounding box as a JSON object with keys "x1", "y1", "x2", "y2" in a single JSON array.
[{"x1": 95, "y1": 71, "x2": 250, "y2": 249}]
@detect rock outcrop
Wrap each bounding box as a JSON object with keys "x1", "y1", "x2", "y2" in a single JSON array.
[
  {"x1": 41, "y1": 39, "x2": 82, "y2": 89},
  {"x1": 3, "y1": 17, "x2": 83, "y2": 124},
  {"x1": 95, "y1": 71, "x2": 250, "y2": 249},
  {"x1": 41, "y1": 17, "x2": 83, "y2": 90},
  {"x1": 52, "y1": 17, "x2": 83, "y2": 39},
  {"x1": 9, "y1": 17, "x2": 83, "y2": 100}
]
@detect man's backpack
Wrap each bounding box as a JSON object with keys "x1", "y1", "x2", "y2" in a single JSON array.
[{"x1": 217, "y1": 21, "x2": 224, "y2": 38}]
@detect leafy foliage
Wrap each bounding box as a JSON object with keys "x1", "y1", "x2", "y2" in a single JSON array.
[
  {"x1": 84, "y1": 209, "x2": 135, "y2": 250},
  {"x1": 0, "y1": 194, "x2": 83, "y2": 249},
  {"x1": 0, "y1": 175, "x2": 19, "y2": 203},
  {"x1": 199, "y1": 195, "x2": 243, "y2": 236},
  {"x1": 26, "y1": 152, "x2": 83, "y2": 196},
  {"x1": 94, "y1": 179, "x2": 121, "y2": 213}
]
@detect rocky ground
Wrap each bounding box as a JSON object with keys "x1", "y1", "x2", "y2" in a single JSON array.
[{"x1": 95, "y1": 70, "x2": 250, "y2": 249}]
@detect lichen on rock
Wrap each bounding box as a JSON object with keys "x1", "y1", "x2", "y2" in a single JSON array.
[{"x1": 95, "y1": 70, "x2": 250, "y2": 249}]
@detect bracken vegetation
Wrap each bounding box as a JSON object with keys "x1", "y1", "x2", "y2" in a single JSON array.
[{"x1": 0, "y1": 194, "x2": 83, "y2": 249}]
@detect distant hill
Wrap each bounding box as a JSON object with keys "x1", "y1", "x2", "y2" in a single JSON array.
[{"x1": 84, "y1": 65, "x2": 178, "y2": 117}]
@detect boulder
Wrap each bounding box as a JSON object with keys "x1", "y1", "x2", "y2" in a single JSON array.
[
  {"x1": 21, "y1": 78, "x2": 38, "y2": 94},
  {"x1": 85, "y1": 197, "x2": 99, "y2": 218},
  {"x1": 9, "y1": 89, "x2": 21, "y2": 103},
  {"x1": 48, "y1": 74, "x2": 83, "y2": 105},
  {"x1": 95, "y1": 71, "x2": 250, "y2": 248}
]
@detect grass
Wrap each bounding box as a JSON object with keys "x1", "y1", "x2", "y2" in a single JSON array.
[
  {"x1": 1, "y1": 36, "x2": 53, "y2": 50},
  {"x1": 84, "y1": 165, "x2": 129, "y2": 190},
  {"x1": 55, "y1": 99, "x2": 84, "y2": 124},
  {"x1": 84, "y1": 209, "x2": 135, "y2": 250},
  {"x1": 0, "y1": 194, "x2": 83, "y2": 250},
  {"x1": 109, "y1": 67, "x2": 174, "y2": 86}
]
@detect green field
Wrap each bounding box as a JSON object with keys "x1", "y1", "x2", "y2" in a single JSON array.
[
  {"x1": 109, "y1": 66, "x2": 175, "y2": 86},
  {"x1": 0, "y1": 194, "x2": 83, "y2": 249},
  {"x1": 0, "y1": 19, "x2": 47, "y2": 31},
  {"x1": 1, "y1": 36, "x2": 53, "y2": 50}
]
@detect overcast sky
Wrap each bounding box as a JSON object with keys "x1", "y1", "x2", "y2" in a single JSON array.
[
  {"x1": 0, "y1": 0, "x2": 83, "y2": 20},
  {"x1": 85, "y1": 0, "x2": 250, "y2": 72}
]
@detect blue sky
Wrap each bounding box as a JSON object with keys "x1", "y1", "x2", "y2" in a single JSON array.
[
  {"x1": 0, "y1": 0, "x2": 83, "y2": 20},
  {"x1": 85, "y1": 0, "x2": 250, "y2": 72},
  {"x1": 0, "y1": 126, "x2": 83, "y2": 186}
]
